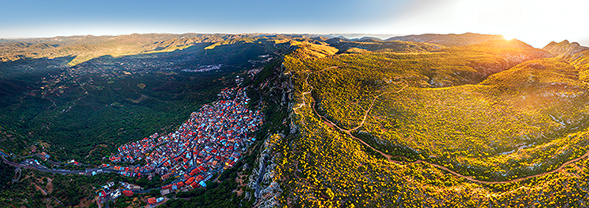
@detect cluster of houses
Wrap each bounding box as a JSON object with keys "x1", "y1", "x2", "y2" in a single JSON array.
[
  {"x1": 181, "y1": 64, "x2": 223, "y2": 72},
  {"x1": 22, "y1": 159, "x2": 44, "y2": 167},
  {"x1": 108, "y1": 87, "x2": 264, "y2": 194},
  {"x1": 147, "y1": 197, "x2": 165, "y2": 205},
  {"x1": 39, "y1": 152, "x2": 50, "y2": 161},
  {"x1": 247, "y1": 68, "x2": 263, "y2": 78},
  {"x1": 97, "y1": 181, "x2": 142, "y2": 204}
]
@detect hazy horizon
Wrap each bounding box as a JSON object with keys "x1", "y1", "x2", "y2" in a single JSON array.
[{"x1": 2, "y1": 0, "x2": 589, "y2": 48}]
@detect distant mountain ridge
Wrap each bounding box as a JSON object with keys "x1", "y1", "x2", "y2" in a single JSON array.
[
  {"x1": 323, "y1": 33, "x2": 399, "y2": 40},
  {"x1": 324, "y1": 37, "x2": 443, "y2": 54},
  {"x1": 0, "y1": 33, "x2": 282, "y2": 65},
  {"x1": 387, "y1": 32, "x2": 505, "y2": 46}
]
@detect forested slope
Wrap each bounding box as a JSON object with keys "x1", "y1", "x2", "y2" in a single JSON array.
[{"x1": 276, "y1": 35, "x2": 589, "y2": 207}]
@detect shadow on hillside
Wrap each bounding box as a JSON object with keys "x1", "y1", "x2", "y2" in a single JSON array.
[
  {"x1": 0, "y1": 55, "x2": 76, "y2": 98},
  {"x1": 71, "y1": 41, "x2": 271, "y2": 75}
]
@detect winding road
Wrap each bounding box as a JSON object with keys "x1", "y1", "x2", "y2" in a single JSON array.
[
  {"x1": 295, "y1": 66, "x2": 589, "y2": 185},
  {"x1": 1, "y1": 151, "x2": 117, "y2": 176}
]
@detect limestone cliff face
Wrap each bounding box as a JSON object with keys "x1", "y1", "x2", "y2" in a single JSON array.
[
  {"x1": 247, "y1": 134, "x2": 283, "y2": 208},
  {"x1": 245, "y1": 63, "x2": 291, "y2": 208}
]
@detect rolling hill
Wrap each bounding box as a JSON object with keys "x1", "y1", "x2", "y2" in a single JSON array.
[{"x1": 278, "y1": 33, "x2": 589, "y2": 207}]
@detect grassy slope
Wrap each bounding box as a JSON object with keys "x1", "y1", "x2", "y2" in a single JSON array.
[
  {"x1": 302, "y1": 40, "x2": 589, "y2": 179},
  {"x1": 367, "y1": 58, "x2": 589, "y2": 180}
]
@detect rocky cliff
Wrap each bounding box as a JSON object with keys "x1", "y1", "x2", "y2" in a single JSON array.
[{"x1": 543, "y1": 40, "x2": 589, "y2": 81}]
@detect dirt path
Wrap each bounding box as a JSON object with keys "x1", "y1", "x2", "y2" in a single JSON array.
[
  {"x1": 349, "y1": 91, "x2": 388, "y2": 132},
  {"x1": 296, "y1": 67, "x2": 589, "y2": 185},
  {"x1": 33, "y1": 181, "x2": 64, "y2": 205}
]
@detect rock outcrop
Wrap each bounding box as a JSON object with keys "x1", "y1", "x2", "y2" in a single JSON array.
[
  {"x1": 543, "y1": 40, "x2": 589, "y2": 81},
  {"x1": 247, "y1": 134, "x2": 284, "y2": 208},
  {"x1": 543, "y1": 40, "x2": 589, "y2": 59}
]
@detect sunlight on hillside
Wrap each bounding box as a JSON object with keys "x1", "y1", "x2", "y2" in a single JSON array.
[{"x1": 502, "y1": 34, "x2": 514, "y2": 41}]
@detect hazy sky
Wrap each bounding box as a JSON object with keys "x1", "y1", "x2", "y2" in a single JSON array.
[{"x1": 1, "y1": 0, "x2": 588, "y2": 47}]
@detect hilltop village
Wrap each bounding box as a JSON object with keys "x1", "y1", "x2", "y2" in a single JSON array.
[{"x1": 107, "y1": 86, "x2": 263, "y2": 195}]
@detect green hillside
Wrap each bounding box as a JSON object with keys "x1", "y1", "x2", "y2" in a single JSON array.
[{"x1": 276, "y1": 36, "x2": 589, "y2": 207}]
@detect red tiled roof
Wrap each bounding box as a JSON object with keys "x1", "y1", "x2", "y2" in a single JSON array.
[
  {"x1": 148, "y1": 197, "x2": 156, "y2": 204},
  {"x1": 122, "y1": 190, "x2": 133, "y2": 197}
]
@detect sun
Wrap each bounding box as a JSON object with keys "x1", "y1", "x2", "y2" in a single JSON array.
[{"x1": 502, "y1": 33, "x2": 515, "y2": 41}]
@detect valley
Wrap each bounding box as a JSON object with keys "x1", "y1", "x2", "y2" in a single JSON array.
[{"x1": 1, "y1": 33, "x2": 589, "y2": 207}]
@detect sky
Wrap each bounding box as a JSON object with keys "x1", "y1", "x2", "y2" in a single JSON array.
[{"x1": 1, "y1": 0, "x2": 588, "y2": 48}]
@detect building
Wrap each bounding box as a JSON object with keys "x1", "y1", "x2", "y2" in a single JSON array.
[
  {"x1": 122, "y1": 190, "x2": 133, "y2": 197},
  {"x1": 148, "y1": 197, "x2": 156, "y2": 204}
]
